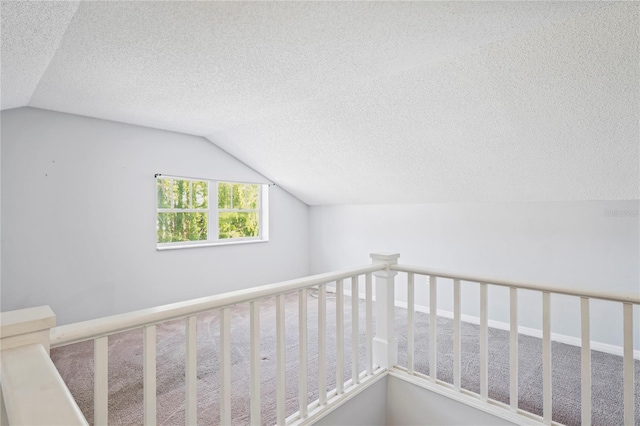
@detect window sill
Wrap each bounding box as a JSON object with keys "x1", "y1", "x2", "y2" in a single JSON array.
[{"x1": 157, "y1": 239, "x2": 269, "y2": 251}]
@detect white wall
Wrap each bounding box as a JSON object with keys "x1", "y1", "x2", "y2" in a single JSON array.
[
  {"x1": 310, "y1": 201, "x2": 640, "y2": 350},
  {"x1": 314, "y1": 375, "x2": 517, "y2": 426},
  {"x1": 0, "y1": 111, "x2": 2, "y2": 297},
  {"x1": 314, "y1": 378, "x2": 387, "y2": 426},
  {"x1": 2, "y1": 106, "x2": 637, "y2": 351},
  {"x1": 387, "y1": 376, "x2": 516, "y2": 425},
  {"x1": 1, "y1": 107, "x2": 309, "y2": 325}
]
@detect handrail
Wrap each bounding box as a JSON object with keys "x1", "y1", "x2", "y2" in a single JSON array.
[
  {"x1": 391, "y1": 263, "x2": 640, "y2": 304},
  {"x1": 0, "y1": 344, "x2": 88, "y2": 425},
  {"x1": 51, "y1": 263, "x2": 384, "y2": 347},
  {"x1": 9, "y1": 256, "x2": 636, "y2": 425},
  {"x1": 393, "y1": 260, "x2": 639, "y2": 425}
]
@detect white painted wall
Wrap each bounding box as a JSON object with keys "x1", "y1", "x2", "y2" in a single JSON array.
[
  {"x1": 310, "y1": 201, "x2": 640, "y2": 350},
  {"x1": 0, "y1": 111, "x2": 2, "y2": 298},
  {"x1": 386, "y1": 376, "x2": 516, "y2": 425},
  {"x1": 1, "y1": 107, "x2": 309, "y2": 325},
  {"x1": 2, "y1": 106, "x2": 637, "y2": 352},
  {"x1": 314, "y1": 378, "x2": 387, "y2": 426},
  {"x1": 314, "y1": 375, "x2": 518, "y2": 426}
]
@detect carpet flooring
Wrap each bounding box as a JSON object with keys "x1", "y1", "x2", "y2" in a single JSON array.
[{"x1": 51, "y1": 292, "x2": 640, "y2": 425}]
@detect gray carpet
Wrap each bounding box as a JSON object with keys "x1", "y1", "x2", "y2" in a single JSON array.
[
  {"x1": 51, "y1": 293, "x2": 640, "y2": 425},
  {"x1": 394, "y1": 307, "x2": 640, "y2": 426}
]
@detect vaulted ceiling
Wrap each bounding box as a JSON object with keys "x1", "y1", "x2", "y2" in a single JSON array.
[{"x1": 1, "y1": 1, "x2": 638, "y2": 205}]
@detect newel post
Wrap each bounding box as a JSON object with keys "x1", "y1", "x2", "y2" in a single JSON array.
[
  {"x1": 0, "y1": 306, "x2": 89, "y2": 426},
  {"x1": 0, "y1": 306, "x2": 56, "y2": 354},
  {"x1": 371, "y1": 252, "x2": 399, "y2": 369},
  {"x1": 0, "y1": 306, "x2": 57, "y2": 423}
]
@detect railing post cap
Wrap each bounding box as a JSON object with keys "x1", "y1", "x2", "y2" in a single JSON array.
[
  {"x1": 0, "y1": 305, "x2": 56, "y2": 340},
  {"x1": 370, "y1": 252, "x2": 400, "y2": 264}
]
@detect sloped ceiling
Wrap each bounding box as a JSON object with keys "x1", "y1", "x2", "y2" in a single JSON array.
[
  {"x1": 1, "y1": 1, "x2": 638, "y2": 205},
  {"x1": 0, "y1": 1, "x2": 79, "y2": 110}
]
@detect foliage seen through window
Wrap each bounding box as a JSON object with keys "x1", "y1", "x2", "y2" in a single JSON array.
[{"x1": 157, "y1": 178, "x2": 264, "y2": 246}]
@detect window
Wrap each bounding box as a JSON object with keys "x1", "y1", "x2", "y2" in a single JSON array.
[{"x1": 156, "y1": 177, "x2": 268, "y2": 249}]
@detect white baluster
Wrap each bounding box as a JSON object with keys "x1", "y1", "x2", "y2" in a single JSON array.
[
  {"x1": 351, "y1": 276, "x2": 360, "y2": 385},
  {"x1": 220, "y1": 308, "x2": 231, "y2": 425},
  {"x1": 250, "y1": 301, "x2": 261, "y2": 425},
  {"x1": 94, "y1": 336, "x2": 108, "y2": 426},
  {"x1": 336, "y1": 280, "x2": 344, "y2": 394},
  {"x1": 143, "y1": 325, "x2": 157, "y2": 426},
  {"x1": 510, "y1": 288, "x2": 518, "y2": 412},
  {"x1": 276, "y1": 296, "x2": 286, "y2": 426},
  {"x1": 542, "y1": 292, "x2": 552, "y2": 424},
  {"x1": 580, "y1": 297, "x2": 591, "y2": 426},
  {"x1": 318, "y1": 284, "x2": 327, "y2": 405},
  {"x1": 299, "y1": 289, "x2": 308, "y2": 417},
  {"x1": 185, "y1": 316, "x2": 197, "y2": 426},
  {"x1": 480, "y1": 283, "x2": 488, "y2": 401},
  {"x1": 453, "y1": 279, "x2": 461, "y2": 391},
  {"x1": 407, "y1": 273, "x2": 415, "y2": 375},
  {"x1": 430, "y1": 276, "x2": 437, "y2": 383},
  {"x1": 623, "y1": 303, "x2": 634, "y2": 426},
  {"x1": 365, "y1": 273, "x2": 373, "y2": 375}
]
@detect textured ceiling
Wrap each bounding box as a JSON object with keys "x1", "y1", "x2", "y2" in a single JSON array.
[
  {"x1": 1, "y1": 1, "x2": 79, "y2": 110},
  {"x1": 1, "y1": 1, "x2": 638, "y2": 205}
]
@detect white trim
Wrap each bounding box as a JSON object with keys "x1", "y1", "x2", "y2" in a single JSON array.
[
  {"x1": 260, "y1": 184, "x2": 270, "y2": 241},
  {"x1": 156, "y1": 238, "x2": 268, "y2": 251},
  {"x1": 50, "y1": 263, "x2": 386, "y2": 348},
  {"x1": 155, "y1": 174, "x2": 271, "y2": 187},
  {"x1": 157, "y1": 208, "x2": 207, "y2": 213},
  {"x1": 340, "y1": 288, "x2": 640, "y2": 360},
  {"x1": 391, "y1": 264, "x2": 640, "y2": 304}
]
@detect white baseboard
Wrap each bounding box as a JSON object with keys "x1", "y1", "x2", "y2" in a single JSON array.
[{"x1": 338, "y1": 287, "x2": 640, "y2": 360}]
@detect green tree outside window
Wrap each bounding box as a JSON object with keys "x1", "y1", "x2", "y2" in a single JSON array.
[{"x1": 157, "y1": 178, "x2": 263, "y2": 245}]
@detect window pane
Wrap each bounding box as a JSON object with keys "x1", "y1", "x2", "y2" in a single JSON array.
[
  {"x1": 157, "y1": 212, "x2": 207, "y2": 242},
  {"x1": 232, "y1": 184, "x2": 246, "y2": 209},
  {"x1": 218, "y1": 183, "x2": 231, "y2": 209},
  {"x1": 247, "y1": 184, "x2": 259, "y2": 209},
  {"x1": 219, "y1": 212, "x2": 259, "y2": 239},
  {"x1": 157, "y1": 179, "x2": 172, "y2": 208},
  {"x1": 192, "y1": 180, "x2": 208, "y2": 209},
  {"x1": 173, "y1": 180, "x2": 192, "y2": 209}
]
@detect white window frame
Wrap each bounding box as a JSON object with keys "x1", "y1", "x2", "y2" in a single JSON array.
[{"x1": 156, "y1": 177, "x2": 269, "y2": 250}]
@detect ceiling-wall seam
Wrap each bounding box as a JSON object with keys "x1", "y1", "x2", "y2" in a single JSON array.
[
  {"x1": 25, "y1": 0, "x2": 82, "y2": 107},
  {"x1": 203, "y1": 135, "x2": 309, "y2": 207}
]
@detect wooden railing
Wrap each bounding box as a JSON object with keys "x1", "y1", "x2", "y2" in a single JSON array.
[
  {"x1": 42, "y1": 260, "x2": 389, "y2": 426},
  {"x1": 390, "y1": 263, "x2": 640, "y2": 426},
  {"x1": 0, "y1": 306, "x2": 87, "y2": 425},
  {"x1": 0, "y1": 253, "x2": 637, "y2": 425}
]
